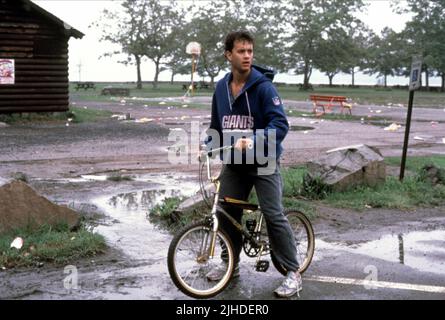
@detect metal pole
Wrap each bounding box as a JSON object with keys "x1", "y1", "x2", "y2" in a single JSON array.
[
  {"x1": 191, "y1": 54, "x2": 195, "y2": 96},
  {"x1": 399, "y1": 90, "x2": 415, "y2": 181}
]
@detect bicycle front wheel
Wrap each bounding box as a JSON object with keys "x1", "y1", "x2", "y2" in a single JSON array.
[
  {"x1": 167, "y1": 221, "x2": 235, "y2": 299},
  {"x1": 271, "y1": 209, "x2": 315, "y2": 275}
]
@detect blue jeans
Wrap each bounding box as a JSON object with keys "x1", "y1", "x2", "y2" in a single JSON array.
[{"x1": 218, "y1": 163, "x2": 299, "y2": 272}]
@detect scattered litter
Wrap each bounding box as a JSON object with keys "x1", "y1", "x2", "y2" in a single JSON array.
[
  {"x1": 301, "y1": 113, "x2": 309, "y2": 117},
  {"x1": 120, "y1": 100, "x2": 126, "y2": 104},
  {"x1": 310, "y1": 120, "x2": 319, "y2": 124},
  {"x1": 397, "y1": 104, "x2": 404, "y2": 107},
  {"x1": 361, "y1": 117, "x2": 365, "y2": 124},
  {"x1": 289, "y1": 110, "x2": 293, "y2": 114},
  {"x1": 375, "y1": 110, "x2": 382, "y2": 113},
  {"x1": 182, "y1": 105, "x2": 188, "y2": 108},
  {"x1": 303, "y1": 131, "x2": 308, "y2": 134},
  {"x1": 83, "y1": 106, "x2": 88, "y2": 109},
  {"x1": 159, "y1": 101, "x2": 166, "y2": 105},
  {"x1": 70, "y1": 237, "x2": 76, "y2": 241},
  {"x1": 384, "y1": 123, "x2": 402, "y2": 131},
  {"x1": 431, "y1": 121, "x2": 439, "y2": 126},
  {"x1": 131, "y1": 97, "x2": 137, "y2": 100},
  {"x1": 10, "y1": 237, "x2": 23, "y2": 249},
  {"x1": 365, "y1": 204, "x2": 372, "y2": 209},
  {"x1": 169, "y1": 128, "x2": 183, "y2": 131},
  {"x1": 111, "y1": 114, "x2": 126, "y2": 121},
  {"x1": 135, "y1": 117, "x2": 153, "y2": 123},
  {"x1": 65, "y1": 123, "x2": 70, "y2": 127},
  {"x1": 67, "y1": 118, "x2": 73, "y2": 122},
  {"x1": 23, "y1": 252, "x2": 30, "y2": 257},
  {"x1": 1, "y1": 266, "x2": 5, "y2": 270},
  {"x1": 414, "y1": 136, "x2": 425, "y2": 141},
  {"x1": 72, "y1": 102, "x2": 77, "y2": 105},
  {"x1": 144, "y1": 105, "x2": 148, "y2": 107},
  {"x1": 180, "y1": 116, "x2": 189, "y2": 120}
]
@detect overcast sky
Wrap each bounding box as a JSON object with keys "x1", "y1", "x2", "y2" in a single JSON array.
[{"x1": 32, "y1": 0, "x2": 437, "y2": 85}]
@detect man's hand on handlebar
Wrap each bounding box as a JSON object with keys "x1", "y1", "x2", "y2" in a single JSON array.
[{"x1": 234, "y1": 138, "x2": 253, "y2": 151}]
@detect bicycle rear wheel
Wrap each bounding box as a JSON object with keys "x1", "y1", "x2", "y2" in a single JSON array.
[
  {"x1": 271, "y1": 209, "x2": 315, "y2": 275},
  {"x1": 167, "y1": 221, "x2": 235, "y2": 299}
]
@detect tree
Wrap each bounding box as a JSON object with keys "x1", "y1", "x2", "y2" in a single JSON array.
[
  {"x1": 140, "y1": 0, "x2": 185, "y2": 89},
  {"x1": 364, "y1": 28, "x2": 405, "y2": 88},
  {"x1": 313, "y1": 29, "x2": 351, "y2": 86},
  {"x1": 93, "y1": 2, "x2": 147, "y2": 89},
  {"x1": 95, "y1": 0, "x2": 184, "y2": 89},
  {"x1": 340, "y1": 25, "x2": 373, "y2": 87},
  {"x1": 185, "y1": 1, "x2": 247, "y2": 87},
  {"x1": 278, "y1": 0, "x2": 366, "y2": 90},
  {"x1": 396, "y1": 0, "x2": 445, "y2": 91}
]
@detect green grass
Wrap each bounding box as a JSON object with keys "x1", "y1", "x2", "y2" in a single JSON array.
[
  {"x1": 106, "y1": 175, "x2": 134, "y2": 182},
  {"x1": 278, "y1": 158, "x2": 445, "y2": 211},
  {"x1": 70, "y1": 82, "x2": 445, "y2": 108},
  {"x1": 324, "y1": 176, "x2": 445, "y2": 210},
  {"x1": 70, "y1": 82, "x2": 214, "y2": 102},
  {"x1": 278, "y1": 86, "x2": 445, "y2": 107},
  {"x1": 67, "y1": 106, "x2": 113, "y2": 123},
  {"x1": 0, "y1": 106, "x2": 112, "y2": 124},
  {"x1": 385, "y1": 155, "x2": 445, "y2": 172},
  {"x1": 0, "y1": 223, "x2": 106, "y2": 268}
]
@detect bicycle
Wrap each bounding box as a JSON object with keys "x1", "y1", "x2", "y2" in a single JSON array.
[{"x1": 167, "y1": 145, "x2": 315, "y2": 299}]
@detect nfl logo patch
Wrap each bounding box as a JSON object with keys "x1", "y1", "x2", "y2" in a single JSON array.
[{"x1": 272, "y1": 96, "x2": 281, "y2": 106}]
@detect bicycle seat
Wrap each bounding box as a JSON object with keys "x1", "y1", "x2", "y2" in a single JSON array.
[{"x1": 220, "y1": 197, "x2": 259, "y2": 211}]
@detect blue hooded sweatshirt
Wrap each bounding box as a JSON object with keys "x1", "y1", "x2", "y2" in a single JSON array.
[{"x1": 205, "y1": 65, "x2": 289, "y2": 166}]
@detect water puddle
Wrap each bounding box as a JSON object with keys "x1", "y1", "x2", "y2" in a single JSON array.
[
  {"x1": 290, "y1": 125, "x2": 315, "y2": 131},
  {"x1": 316, "y1": 229, "x2": 445, "y2": 275}
]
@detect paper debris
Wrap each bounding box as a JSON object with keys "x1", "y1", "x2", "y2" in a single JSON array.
[
  {"x1": 159, "y1": 101, "x2": 166, "y2": 105},
  {"x1": 414, "y1": 136, "x2": 425, "y2": 141},
  {"x1": 384, "y1": 123, "x2": 401, "y2": 131},
  {"x1": 10, "y1": 237, "x2": 24, "y2": 250}
]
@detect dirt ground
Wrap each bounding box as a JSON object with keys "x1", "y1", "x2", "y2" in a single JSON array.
[{"x1": 0, "y1": 95, "x2": 444, "y2": 300}]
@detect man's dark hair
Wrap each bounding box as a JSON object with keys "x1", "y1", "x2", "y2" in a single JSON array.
[{"x1": 224, "y1": 31, "x2": 254, "y2": 52}]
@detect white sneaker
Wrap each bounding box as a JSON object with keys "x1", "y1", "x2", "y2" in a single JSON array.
[{"x1": 274, "y1": 271, "x2": 302, "y2": 298}]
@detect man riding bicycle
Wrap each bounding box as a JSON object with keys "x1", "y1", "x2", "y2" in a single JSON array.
[{"x1": 203, "y1": 30, "x2": 302, "y2": 298}]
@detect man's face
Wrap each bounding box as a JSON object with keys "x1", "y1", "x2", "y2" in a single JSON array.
[{"x1": 226, "y1": 39, "x2": 253, "y2": 74}]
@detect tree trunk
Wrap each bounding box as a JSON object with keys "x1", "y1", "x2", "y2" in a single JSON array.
[
  {"x1": 153, "y1": 58, "x2": 160, "y2": 89},
  {"x1": 424, "y1": 66, "x2": 430, "y2": 91},
  {"x1": 302, "y1": 61, "x2": 312, "y2": 90},
  {"x1": 351, "y1": 68, "x2": 355, "y2": 87},
  {"x1": 328, "y1": 74, "x2": 334, "y2": 87},
  {"x1": 170, "y1": 71, "x2": 175, "y2": 85},
  {"x1": 441, "y1": 73, "x2": 445, "y2": 92},
  {"x1": 210, "y1": 75, "x2": 215, "y2": 88},
  {"x1": 135, "y1": 55, "x2": 142, "y2": 89},
  {"x1": 384, "y1": 74, "x2": 387, "y2": 88}
]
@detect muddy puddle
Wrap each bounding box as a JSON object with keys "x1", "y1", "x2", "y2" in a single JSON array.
[
  {"x1": 85, "y1": 175, "x2": 198, "y2": 260},
  {"x1": 315, "y1": 229, "x2": 445, "y2": 275}
]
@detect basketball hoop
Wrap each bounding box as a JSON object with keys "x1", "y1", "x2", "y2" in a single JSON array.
[
  {"x1": 185, "y1": 42, "x2": 201, "y2": 96},
  {"x1": 186, "y1": 42, "x2": 201, "y2": 55}
]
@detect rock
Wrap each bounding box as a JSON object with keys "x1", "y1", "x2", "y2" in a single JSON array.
[
  {"x1": 0, "y1": 180, "x2": 80, "y2": 235},
  {"x1": 0, "y1": 122, "x2": 8, "y2": 127},
  {"x1": 306, "y1": 144, "x2": 386, "y2": 191}
]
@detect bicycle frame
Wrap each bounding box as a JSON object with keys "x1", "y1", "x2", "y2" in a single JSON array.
[{"x1": 202, "y1": 146, "x2": 267, "y2": 258}]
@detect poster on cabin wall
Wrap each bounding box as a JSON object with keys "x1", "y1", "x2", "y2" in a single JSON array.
[{"x1": 0, "y1": 59, "x2": 15, "y2": 84}]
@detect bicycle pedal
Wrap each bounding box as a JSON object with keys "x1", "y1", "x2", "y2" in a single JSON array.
[{"x1": 255, "y1": 260, "x2": 269, "y2": 272}]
